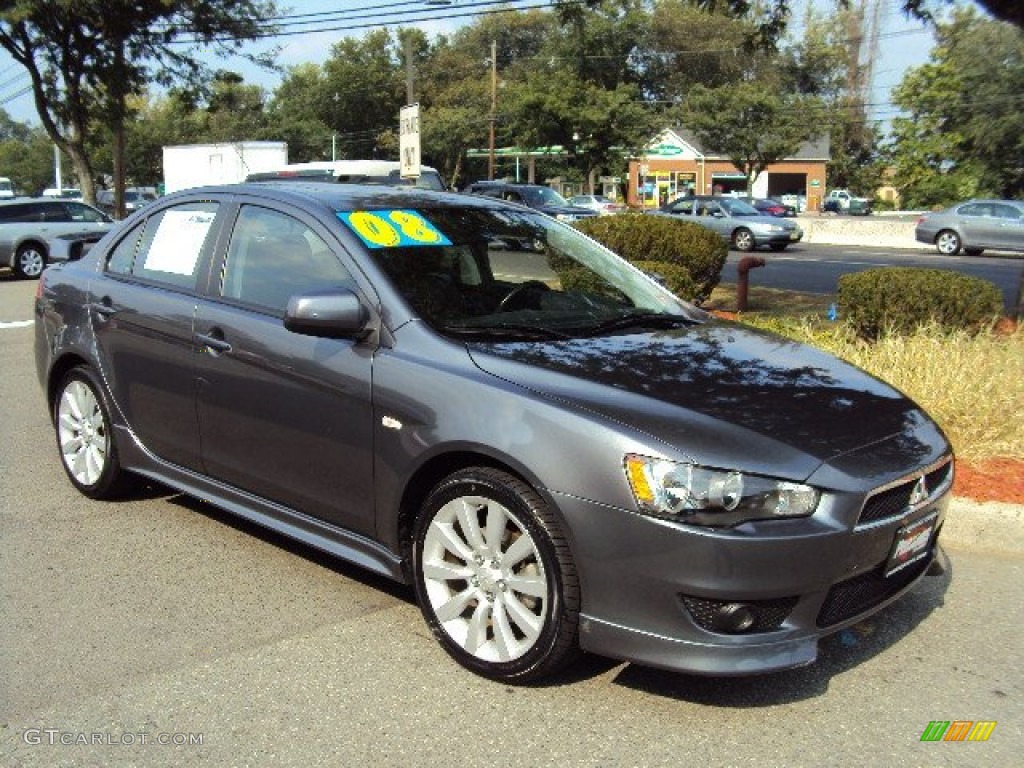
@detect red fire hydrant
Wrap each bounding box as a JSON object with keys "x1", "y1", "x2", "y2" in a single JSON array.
[{"x1": 736, "y1": 256, "x2": 766, "y2": 312}]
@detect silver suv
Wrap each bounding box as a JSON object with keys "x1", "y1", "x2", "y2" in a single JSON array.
[{"x1": 0, "y1": 198, "x2": 113, "y2": 278}]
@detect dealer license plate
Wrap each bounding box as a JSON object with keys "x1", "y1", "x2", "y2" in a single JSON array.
[{"x1": 885, "y1": 511, "x2": 938, "y2": 576}]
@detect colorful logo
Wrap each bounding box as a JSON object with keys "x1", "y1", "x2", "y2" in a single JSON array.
[
  {"x1": 338, "y1": 210, "x2": 451, "y2": 249},
  {"x1": 920, "y1": 721, "x2": 997, "y2": 742}
]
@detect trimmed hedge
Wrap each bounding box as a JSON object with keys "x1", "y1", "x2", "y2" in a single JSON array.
[
  {"x1": 573, "y1": 213, "x2": 726, "y2": 303},
  {"x1": 838, "y1": 267, "x2": 1003, "y2": 338}
]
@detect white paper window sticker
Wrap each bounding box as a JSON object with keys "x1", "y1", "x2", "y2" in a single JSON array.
[{"x1": 142, "y1": 209, "x2": 216, "y2": 276}]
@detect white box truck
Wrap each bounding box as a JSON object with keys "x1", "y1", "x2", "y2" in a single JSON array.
[{"x1": 162, "y1": 141, "x2": 288, "y2": 194}]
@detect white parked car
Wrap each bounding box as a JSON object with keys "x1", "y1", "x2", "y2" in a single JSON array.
[{"x1": 567, "y1": 194, "x2": 627, "y2": 215}]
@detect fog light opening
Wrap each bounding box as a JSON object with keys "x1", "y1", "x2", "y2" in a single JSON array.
[{"x1": 714, "y1": 603, "x2": 757, "y2": 633}]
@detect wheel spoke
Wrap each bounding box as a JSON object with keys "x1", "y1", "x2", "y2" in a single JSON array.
[
  {"x1": 455, "y1": 499, "x2": 487, "y2": 552},
  {"x1": 491, "y1": 598, "x2": 518, "y2": 661},
  {"x1": 483, "y1": 503, "x2": 508, "y2": 554},
  {"x1": 501, "y1": 593, "x2": 542, "y2": 642},
  {"x1": 432, "y1": 521, "x2": 475, "y2": 563},
  {"x1": 60, "y1": 434, "x2": 84, "y2": 455},
  {"x1": 502, "y1": 533, "x2": 536, "y2": 569},
  {"x1": 422, "y1": 558, "x2": 472, "y2": 583},
  {"x1": 464, "y1": 600, "x2": 491, "y2": 654},
  {"x1": 434, "y1": 587, "x2": 476, "y2": 622},
  {"x1": 505, "y1": 573, "x2": 546, "y2": 599}
]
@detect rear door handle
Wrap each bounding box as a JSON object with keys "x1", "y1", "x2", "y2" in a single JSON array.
[
  {"x1": 195, "y1": 331, "x2": 232, "y2": 355},
  {"x1": 90, "y1": 298, "x2": 118, "y2": 319}
]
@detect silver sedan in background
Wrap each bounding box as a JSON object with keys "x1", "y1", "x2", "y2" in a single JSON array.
[{"x1": 915, "y1": 198, "x2": 1024, "y2": 256}]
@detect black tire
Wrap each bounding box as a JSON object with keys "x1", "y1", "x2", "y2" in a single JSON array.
[
  {"x1": 412, "y1": 467, "x2": 580, "y2": 683},
  {"x1": 935, "y1": 230, "x2": 961, "y2": 256},
  {"x1": 964, "y1": 247, "x2": 984, "y2": 256},
  {"x1": 54, "y1": 366, "x2": 132, "y2": 499},
  {"x1": 732, "y1": 228, "x2": 756, "y2": 252},
  {"x1": 14, "y1": 242, "x2": 46, "y2": 279}
]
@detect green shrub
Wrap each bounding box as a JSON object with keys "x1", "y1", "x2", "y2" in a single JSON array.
[
  {"x1": 573, "y1": 213, "x2": 726, "y2": 303},
  {"x1": 631, "y1": 260, "x2": 698, "y2": 301},
  {"x1": 838, "y1": 267, "x2": 1003, "y2": 338}
]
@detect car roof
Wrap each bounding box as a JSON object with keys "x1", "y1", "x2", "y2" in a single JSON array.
[
  {"x1": 163, "y1": 181, "x2": 500, "y2": 213},
  {"x1": 0, "y1": 197, "x2": 87, "y2": 205}
]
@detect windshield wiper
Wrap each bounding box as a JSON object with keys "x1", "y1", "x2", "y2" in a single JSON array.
[
  {"x1": 576, "y1": 312, "x2": 697, "y2": 337},
  {"x1": 441, "y1": 322, "x2": 572, "y2": 340}
]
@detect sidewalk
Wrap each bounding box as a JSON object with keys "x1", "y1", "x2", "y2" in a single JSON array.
[{"x1": 944, "y1": 497, "x2": 1024, "y2": 554}]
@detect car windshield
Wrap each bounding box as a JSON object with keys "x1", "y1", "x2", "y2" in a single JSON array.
[
  {"x1": 520, "y1": 186, "x2": 571, "y2": 207},
  {"x1": 719, "y1": 199, "x2": 759, "y2": 216},
  {"x1": 349, "y1": 206, "x2": 699, "y2": 339}
]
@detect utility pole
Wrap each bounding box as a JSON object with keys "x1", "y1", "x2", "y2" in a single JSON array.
[
  {"x1": 404, "y1": 35, "x2": 415, "y2": 105},
  {"x1": 488, "y1": 40, "x2": 496, "y2": 180}
]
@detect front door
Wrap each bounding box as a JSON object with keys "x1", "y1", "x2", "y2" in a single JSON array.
[{"x1": 192, "y1": 203, "x2": 377, "y2": 536}]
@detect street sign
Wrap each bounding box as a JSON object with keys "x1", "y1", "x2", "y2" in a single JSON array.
[{"x1": 399, "y1": 104, "x2": 421, "y2": 179}]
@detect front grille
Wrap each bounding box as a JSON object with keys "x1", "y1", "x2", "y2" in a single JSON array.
[
  {"x1": 816, "y1": 555, "x2": 932, "y2": 628},
  {"x1": 682, "y1": 595, "x2": 798, "y2": 633},
  {"x1": 857, "y1": 458, "x2": 953, "y2": 526}
]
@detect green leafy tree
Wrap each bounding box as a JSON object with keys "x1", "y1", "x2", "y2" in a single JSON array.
[
  {"x1": 682, "y1": 82, "x2": 821, "y2": 193},
  {"x1": 0, "y1": 0, "x2": 277, "y2": 209},
  {"x1": 886, "y1": 7, "x2": 1024, "y2": 205}
]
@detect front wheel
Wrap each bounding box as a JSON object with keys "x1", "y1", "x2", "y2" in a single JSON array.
[
  {"x1": 732, "y1": 228, "x2": 756, "y2": 252},
  {"x1": 54, "y1": 366, "x2": 131, "y2": 499},
  {"x1": 413, "y1": 467, "x2": 580, "y2": 683},
  {"x1": 14, "y1": 242, "x2": 46, "y2": 278},
  {"x1": 935, "y1": 230, "x2": 961, "y2": 255}
]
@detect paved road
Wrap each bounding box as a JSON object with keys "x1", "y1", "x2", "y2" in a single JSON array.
[
  {"x1": 726, "y1": 244, "x2": 1024, "y2": 312},
  {"x1": 1, "y1": 275, "x2": 1022, "y2": 766}
]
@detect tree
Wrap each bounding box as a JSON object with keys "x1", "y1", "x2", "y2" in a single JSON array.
[
  {"x1": 0, "y1": 1, "x2": 277, "y2": 209},
  {"x1": 886, "y1": 7, "x2": 1024, "y2": 205},
  {"x1": 682, "y1": 82, "x2": 821, "y2": 194}
]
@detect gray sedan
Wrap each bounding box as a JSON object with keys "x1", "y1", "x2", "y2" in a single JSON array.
[
  {"x1": 35, "y1": 183, "x2": 950, "y2": 683},
  {"x1": 915, "y1": 198, "x2": 1024, "y2": 255},
  {"x1": 651, "y1": 195, "x2": 803, "y2": 251}
]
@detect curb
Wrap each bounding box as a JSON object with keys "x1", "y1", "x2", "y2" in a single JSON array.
[{"x1": 942, "y1": 497, "x2": 1024, "y2": 554}]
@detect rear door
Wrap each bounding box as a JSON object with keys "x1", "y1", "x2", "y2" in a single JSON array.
[
  {"x1": 988, "y1": 203, "x2": 1024, "y2": 251},
  {"x1": 89, "y1": 199, "x2": 223, "y2": 470},
  {"x1": 192, "y1": 202, "x2": 377, "y2": 536}
]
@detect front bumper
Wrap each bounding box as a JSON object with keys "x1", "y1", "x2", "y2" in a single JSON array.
[
  {"x1": 551, "y1": 462, "x2": 950, "y2": 676},
  {"x1": 756, "y1": 228, "x2": 803, "y2": 247}
]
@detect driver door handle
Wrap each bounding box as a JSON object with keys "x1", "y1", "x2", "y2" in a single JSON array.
[{"x1": 195, "y1": 330, "x2": 232, "y2": 355}]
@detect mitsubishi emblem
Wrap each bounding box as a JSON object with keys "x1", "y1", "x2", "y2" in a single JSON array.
[{"x1": 909, "y1": 476, "x2": 928, "y2": 506}]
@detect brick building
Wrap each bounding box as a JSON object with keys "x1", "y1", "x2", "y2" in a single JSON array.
[{"x1": 628, "y1": 128, "x2": 830, "y2": 211}]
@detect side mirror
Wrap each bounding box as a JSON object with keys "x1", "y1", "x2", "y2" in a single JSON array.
[{"x1": 284, "y1": 288, "x2": 370, "y2": 339}]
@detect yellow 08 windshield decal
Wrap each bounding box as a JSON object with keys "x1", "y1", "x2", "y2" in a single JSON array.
[{"x1": 338, "y1": 210, "x2": 452, "y2": 249}]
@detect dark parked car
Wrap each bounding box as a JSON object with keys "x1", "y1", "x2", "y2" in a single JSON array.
[
  {"x1": 465, "y1": 181, "x2": 597, "y2": 222},
  {"x1": 915, "y1": 199, "x2": 1024, "y2": 256},
  {"x1": 96, "y1": 188, "x2": 157, "y2": 217},
  {"x1": 651, "y1": 195, "x2": 803, "y2": 251},
  {"x1": 36, "y1": 183, "x2": 953, "y2": 682},
  {"x1": 738, "y1": 197, "x2": 796, "y2": 217},
  {"x1": 0, "y1": 197, "x2": 113, "y2": 278}
]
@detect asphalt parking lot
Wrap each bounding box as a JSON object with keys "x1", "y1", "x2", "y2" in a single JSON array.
[{"x1": 1, "y1": 274, "x2": 1021, "y2": 767}]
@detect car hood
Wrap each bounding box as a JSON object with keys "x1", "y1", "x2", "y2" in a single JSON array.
[{"x1": 466, "y1": 321, "x2": 945, "y2": 483}]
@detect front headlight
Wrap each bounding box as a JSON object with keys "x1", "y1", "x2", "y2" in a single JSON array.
[{"x1": 624, "y1": 454, "x2": 820, "y2": 527}]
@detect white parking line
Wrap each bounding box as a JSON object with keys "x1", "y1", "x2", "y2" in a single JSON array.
[{"x1": 0, "y1": 320, "x2": 33, "y2": 329}]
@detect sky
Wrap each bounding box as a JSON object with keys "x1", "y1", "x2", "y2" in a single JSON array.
[{"x1": 0, "y1": 0, "x2": 945, "y2": 132}]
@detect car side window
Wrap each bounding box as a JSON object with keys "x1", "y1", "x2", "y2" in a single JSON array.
[
  {"x1": 669, "y1": 199, "x2": 694, "y2": 215},
  {"x1": 106, "y1": 220, "x2": 147, "y2": 275},
  {"x1": 65, "y1": 202, "x2": 107, "y2": 223},
  {"x1": 221, "y1": 205, "x2": 354, "y2": 315},
  {"x1": 0, "y1": 203, "x2": 37, "y2": 222},
  {"x1": 129, "y1": 202, "x2": 219, "y2": 289},
  {"x1": 992, "y1": 203, "x2": 1021, "y2": 221},
  {"x1": 41, "y1": 203, "x2": 72, "y2": 223}
]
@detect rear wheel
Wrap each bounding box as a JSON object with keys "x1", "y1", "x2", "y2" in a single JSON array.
[
  {"x1": 14, "y1": 242, "x2": 46, "y2": 278},
  {"x1": 412, "y1": 467, "x2": 580, "y2": 683},
  {"x1": 54, "y1": 366, "x2": 131, "y2": 499},
  {"x1": 732, "y1": 228, "x2": 756, "y2": 252},
  {"x1": 935, "y1": 230, "x2": 961, "y2": 255}
]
